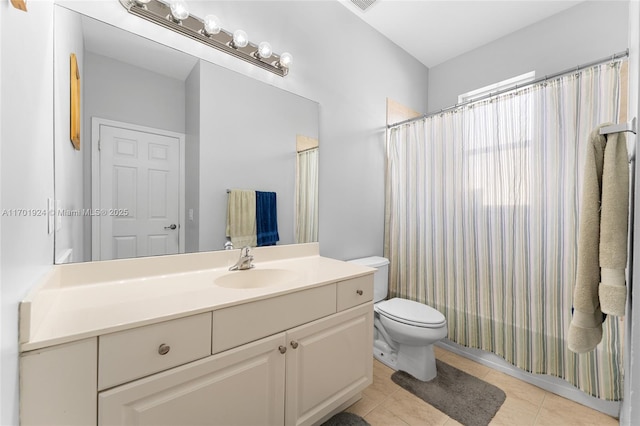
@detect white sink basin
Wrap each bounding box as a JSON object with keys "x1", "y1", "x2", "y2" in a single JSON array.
[{"x1": 214, "y1": 268, "x2": 301, "y2": 289}]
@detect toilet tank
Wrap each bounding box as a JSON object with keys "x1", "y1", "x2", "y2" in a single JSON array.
[{"x1": 348, "y1": 256, "x2": 390, "y2": 303}]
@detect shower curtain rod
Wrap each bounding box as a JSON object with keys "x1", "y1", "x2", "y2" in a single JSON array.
[
  {"x1": 388, "y1": 49, "x2": 630, "y2": 129},
  {"x1": 297, "y1": 146, "x2": 319, "y2": 153}
]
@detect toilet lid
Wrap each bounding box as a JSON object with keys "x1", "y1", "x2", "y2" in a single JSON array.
[{"x1": 376, "y1": 298, "x2": 446, "y2": 328}]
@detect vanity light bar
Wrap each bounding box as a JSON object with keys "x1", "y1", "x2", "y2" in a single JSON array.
[{"x1": 119, "y1": 0, "x2": 291, "y2": 77}]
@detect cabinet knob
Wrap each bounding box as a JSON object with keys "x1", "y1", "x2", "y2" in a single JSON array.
[
  {"x1": 278, "y1": 345, "x2": 287, "y2": 354},
  {"x1": 158, "y1": 343, "x2": 171, "y2": 355},
  {"x1": 356, "y1": 289, "x2": 364, "y2": 296},
  {"x1": 290, "y1": 340, "x2": 299, "y2": 349}
]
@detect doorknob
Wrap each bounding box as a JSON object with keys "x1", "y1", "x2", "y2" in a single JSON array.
[{"x1": 164, "y1": 224, "x2": 177, "y2": 230}]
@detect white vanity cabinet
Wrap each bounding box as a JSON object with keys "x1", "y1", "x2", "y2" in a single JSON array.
[
  {"x1": 20, "y1": 338, "x2": 98, "y2": 426},
  {"x1": 19, "y1": 251, "x2": 375, "y2": 426},
  {"x1": 99, "y1": 333, "x2": 287, "y2": 426},
  {"x1": 98, "y1": 312, "x2": 213, "y2": 391},
  {"x1": 98, "y1": 303, "x2": 373, "y2": 426},
  {"x1": 285, "y1": 303, "x2": 373, "y2": 426}
]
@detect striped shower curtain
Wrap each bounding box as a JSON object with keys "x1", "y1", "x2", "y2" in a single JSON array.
[
  {"x1": 296, "y1": 147, "x2": 319, "y2": 243},
  {"x1": 385, "y1": 60, "x2": 626, "y2": 400}
]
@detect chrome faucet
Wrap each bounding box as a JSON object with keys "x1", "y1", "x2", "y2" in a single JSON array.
[{"x1": 229, "y1": 246, "x2": 254, "y2": 271}]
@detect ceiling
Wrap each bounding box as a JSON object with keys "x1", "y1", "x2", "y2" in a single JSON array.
[
  {"x1": 339, "y1": 0, "x2": 584, "y2": 68},
  {"x1": 81, "y1": 0, "x2": 585, "y2": 80}
]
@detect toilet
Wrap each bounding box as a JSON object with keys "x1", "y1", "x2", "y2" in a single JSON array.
[{"x1": 349, "y1": 256, "x2": 447, "y2": 381}]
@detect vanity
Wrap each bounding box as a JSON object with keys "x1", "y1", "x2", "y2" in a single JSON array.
[{"x1": 19, "y1": 243, "x2": 374, "y2": 426}]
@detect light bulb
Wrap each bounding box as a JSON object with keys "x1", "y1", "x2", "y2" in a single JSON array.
[
  {"x1": 257, "y1": 42, "x2": 272, "y2": 59},
  {"x1": 232, "y1": 29, "x2": 248, "y2": 48},
  {"x1": 203, "y1": 14, "x2": 221, "y2": 35},
  {"x1": 134, "y1": 0, "x2": 151, "y2": 5},
  {"x1": 278, "y1": 52, "x2": 293, "y2": 69},
  {"x1": 169, "y1": 0, "x2": 189, "y2": 22}
]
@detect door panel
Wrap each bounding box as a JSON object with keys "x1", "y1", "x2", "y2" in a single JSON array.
[
  {"x1": 99, "y1": 124, "x2": 180, "y2": 260},
  {"x1": 113, "y1": 236, "x2": 136, "y2": 259}
]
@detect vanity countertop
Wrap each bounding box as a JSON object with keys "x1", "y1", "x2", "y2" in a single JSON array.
[{"x1": 19, "y1": 243, "x2": 375, "y2": 352}]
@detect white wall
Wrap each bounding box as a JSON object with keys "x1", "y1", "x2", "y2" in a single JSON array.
[
  {"x1": 54, "y1": 6, "x2": 84, "y2": 264},
  {"x1": 84, "y1": 52, "x2": 186, "y2": 135},
  {"x1": 0, "y1": 4, "x2": 4, "y2": 423},
  {"x1": 198, "y1": 60, "x2": 319, "y2": 251},
  {"x1": 82, "y1": 52, "x2": 186, "y2": 259},
  {"x1": 0, "y1": 2, "x2": 55, "y2": 425},
  {"x1": 428, "y1": 1, "x2": 629, "y2": 112},
  {"x1": 185, "y1": 63, "x2": 201, "y2": 253}
]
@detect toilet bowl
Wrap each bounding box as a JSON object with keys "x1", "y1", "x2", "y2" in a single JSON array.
[
  {"x1": 348, "y1": 257, "x2": 447, "y2": 382},
  {"x1": 374, "y1": 297, "x2": 447, "y2": 381}
]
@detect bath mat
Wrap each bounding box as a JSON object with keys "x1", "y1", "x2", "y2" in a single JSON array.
[
  {"x1": 391, "y1": 360, "x2": 506, "y2": 426},
  {"x1": 320, "y1": 411, "x2": 370, "y2": 426}
]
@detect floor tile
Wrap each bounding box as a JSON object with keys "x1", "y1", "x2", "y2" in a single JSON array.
[
  {"x1": 344, "y1": 393, "x2": 379, "y2": 418},
  {"x1": 437, "y1": 351, "x2": 492, "y2": 378},
  {"x1": 347, "y1": 353, "x2": 619, "y2": 426},
  {"x1": 364, "y1": 406, "x2": 411, "y2": 426},
  {"x1": 535, "y1": 393, "x2": 618, "y2": 426},
  {"x1": 483, "y1": 369, "x2": 546, "y2": 407},
  {"x1": 434, "y1": 345, "x2": 451, "y2": 360},
  {"x1": 488, "y1": 396, "x2": 539, "y2": 425},
  {"x1": 362, "y1": 370, "x2": 401, "y2": 405},
  {"x1": 381, "y1": 387, "x2": 449, "y2": 426}
]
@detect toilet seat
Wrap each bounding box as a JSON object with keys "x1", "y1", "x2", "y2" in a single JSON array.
[{"x1": 375, "y1": 298, "x2": 446, "y2": 328}]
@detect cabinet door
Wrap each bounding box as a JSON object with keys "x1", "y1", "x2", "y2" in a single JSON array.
[
  {"x1": 285, "y1": 303, "x2": 373, "y2": 426},
  {"x1": 21, "y1": 338, "x2": 97, "y2": 426},
  {"x1": 99, "y1": 333, "x2": 286, "y2": 426}
]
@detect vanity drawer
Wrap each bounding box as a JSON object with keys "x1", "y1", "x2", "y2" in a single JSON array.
[
  {"x1": 98, "y1": 312, "x2": 212, "y2": 390},
  {"x1": 212, "y1": 284, "x2": 336, "y2": 353},
  {"x1": 337, "y1": 275, "x2": 373, "y2": 311}
]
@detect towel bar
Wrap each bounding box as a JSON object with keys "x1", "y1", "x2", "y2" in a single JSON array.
[{"x1": 600, "y1": 117, "x2": 637, "y2": 135}]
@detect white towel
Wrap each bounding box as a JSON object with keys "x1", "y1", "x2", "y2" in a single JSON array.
[
  {"x1": 568, "y1": 126, "x2": 629, "y2": 353},
  {"x1": 226, "y1": 189, "x2": 257, "y2": 248}
]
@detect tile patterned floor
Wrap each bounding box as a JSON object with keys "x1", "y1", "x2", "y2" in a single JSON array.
[{"x1": 346, "y1": 347, "x2": 619, "y2": 426}]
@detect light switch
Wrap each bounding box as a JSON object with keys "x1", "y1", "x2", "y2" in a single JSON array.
[{"x1": 188, "y1": 209, "x2": 194, "y2": 221}]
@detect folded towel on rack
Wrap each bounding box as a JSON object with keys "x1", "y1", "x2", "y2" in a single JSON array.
[
  {"x1": 568, "y1": 125, "x2": 629, "y2": 353},
  {"x1": 226, "y1": 189, "x2": 257, "y2": 248},
  {"x1": 568, "y1": 126, "x2": 606, "y2": 353},
  {"x1": 256, "y1": 191, "x2": 279, "y2": 247},
  {"x1": 599, "y1": 131, "x2": 629, "y2": 316}
]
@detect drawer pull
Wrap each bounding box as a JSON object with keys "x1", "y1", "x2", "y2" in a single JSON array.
[
  {"x1": 290, "y1": 340, "x2": 299, "y2": 349},
  {"x1": 278, "y1": 345, "x2": 287, "y2": 354},
  {"x1": 356, "y1": 289, "x2": 364, "y2": 296},
  {"x1": 158, "y1": 343, "x2": 171, "y2": 355}
]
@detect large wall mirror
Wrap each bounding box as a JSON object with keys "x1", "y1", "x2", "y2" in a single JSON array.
[{"x1": 53, "y1": 5, "x2": 319, "y2": 264}]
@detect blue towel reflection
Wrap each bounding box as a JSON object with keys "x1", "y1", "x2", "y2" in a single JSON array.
[{"x1": 256, "y1": 191, "x2": 279, "y2": 246}]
